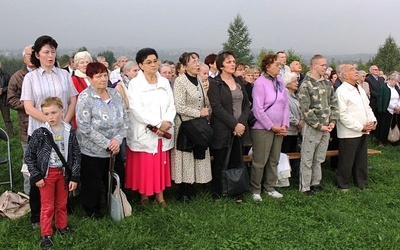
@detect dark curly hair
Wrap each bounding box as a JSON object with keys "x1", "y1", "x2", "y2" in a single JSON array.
[{"x1": 260, "y1": 54, "x2": 277, "y2": 74}]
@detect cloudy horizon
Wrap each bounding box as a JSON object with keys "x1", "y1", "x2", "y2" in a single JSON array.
[{"x1": 1, "y1": 0, "x2": 399, "y2": 56}]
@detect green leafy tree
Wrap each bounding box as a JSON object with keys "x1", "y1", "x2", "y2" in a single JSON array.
[
  {"x1": 98, "y1": 50, "x2": 116, "y2": 70},
  {"x1": 222, "y1": 14, "x2": 254, "y2": 65},
  {"x1": 58, "y1": 54, "x2": 71, "y2": 68},
  {"x1": 0, "y1": 56, "x2": 24, "y2": 75},
  {"x1": 255, "y1": 48, "x2": 274, "y2": 69},
  {"x1": 77, "y1": 46, "x2": 88, "y2": 52},
  {"x1": 286, "y1": 49, "x2": 302, "y2": 65},
  {"x1": 369, "y1": 35, "x2": 400, "y2": 73}
]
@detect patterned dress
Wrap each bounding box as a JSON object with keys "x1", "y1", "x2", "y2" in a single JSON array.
[{"x1": 171, "y1": 73, "x2": 212, "y2": 184}]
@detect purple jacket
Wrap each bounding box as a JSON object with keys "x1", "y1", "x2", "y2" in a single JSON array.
[{"x1": 252, "y1": 74, "x2": 289, "y2": 130}]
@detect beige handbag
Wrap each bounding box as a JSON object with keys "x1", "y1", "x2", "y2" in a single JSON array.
[
  {"x1": 0, "y1": 191, "x2": 30, "y2": 219},
  {"x1": 387, "y1": 116, "x2": 400, "y2": 143}
]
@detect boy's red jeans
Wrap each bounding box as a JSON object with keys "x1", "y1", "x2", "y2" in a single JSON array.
[{"x1": 39, "y1": 168, "x2": 68, "y2": 236}]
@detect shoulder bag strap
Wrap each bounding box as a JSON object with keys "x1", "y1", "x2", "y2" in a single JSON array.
[
  {"x1": 44, "y1": 130, "x2": 72, "y2": 177},
  {"x1": 44, "y1": 130, "x2": 67, "y2": 167},
  {"x1": 222, "y1": 136, "x2": 235, "y2": 170}
]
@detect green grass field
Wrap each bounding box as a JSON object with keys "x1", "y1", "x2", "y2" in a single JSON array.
[{"x1": 0, "y1": 110, "x2": 399, "y2": 249}]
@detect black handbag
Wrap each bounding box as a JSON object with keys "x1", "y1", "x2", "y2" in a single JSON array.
[
  {"x1": 248, "y1": 111, "x2": 257, "y2": 127},
  {"x1": 221, "y1": 137, "x2": 250, "y2": 196}
]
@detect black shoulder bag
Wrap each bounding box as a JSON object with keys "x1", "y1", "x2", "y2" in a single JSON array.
[{"x1": 221, "y1": 137, "x2": 250, "y2": 196}]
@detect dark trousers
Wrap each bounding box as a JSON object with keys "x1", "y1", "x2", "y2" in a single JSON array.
[
  {"x1": 210, "y1": 136, "x2": 242, "y2": 198},
  {"x1": 337, "y1": 135, "x2": 368, "y2": 189},
  {"x1": 0, "y1": 102, "x2": 13, "y2": 134},
  {"x1": 281, "y1": 134, "x2": 300, "y2": 177},
  {"x1": 376, "y1": 111, "x2": 400, "y2": 143},
  {"x1": 30, "y1": 185, "x2": 41, "y2": 223},
  {"x1": 80, "y1": 154, "x2": 109, "y2": 217},
  {"x1": 328, "y1": 126, "x2": 339, "y2": 169}
]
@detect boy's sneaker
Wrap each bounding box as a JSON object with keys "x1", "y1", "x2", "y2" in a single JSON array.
[
  {"x1": 267, "y1": 190, "x2": 283, "y2": 198},
  {"x1": 252, "y1": 194, "x2": 263, "y2": 202},
  {"x1": 40, "y1": 235, "x2": 53, "y2": 250},
  {"x1": 57, "y1": 226, "x2": 72, "y2": 235}
]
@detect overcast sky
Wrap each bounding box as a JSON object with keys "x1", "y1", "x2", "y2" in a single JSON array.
[{"x1": 1, "y1": 0, "x2": 399, "y2": 55}]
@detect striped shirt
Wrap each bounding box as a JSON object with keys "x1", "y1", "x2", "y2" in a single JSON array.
[{"x1": 20, "y1": 67, "x2": 78, "y2": 135}]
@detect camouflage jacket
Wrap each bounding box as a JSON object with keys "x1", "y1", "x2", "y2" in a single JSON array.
[{"x1": 298, "y1": 72, "x2": 339, "y2": 130}]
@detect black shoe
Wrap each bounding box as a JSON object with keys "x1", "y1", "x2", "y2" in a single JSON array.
[
  {"x1": 304, "y1": 190, "x2": 314, "y2": 196},
  {"x1": 89, "y1": 212, "x2": 103, "y2": 220},
  {"x1": 310, "y1": 184, "x2": 324, "y2": 192},
  {"x1": 40, "y1": 235, "x2": 53, "y2": 250},
  {"x1": 57, "y1": 226, "x2": 72, "y2": 235}
]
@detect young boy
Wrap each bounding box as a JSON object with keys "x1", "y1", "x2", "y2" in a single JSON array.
[{"x1": 25, "y1": 97, "x2": 81, "y2": 250}]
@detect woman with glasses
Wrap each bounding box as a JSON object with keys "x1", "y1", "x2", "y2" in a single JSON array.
[
  {"x1": 171, "y1": 52, "x2": 212, "y2": 201},
  {"x1": 126, "y1": 48, "x2": 176, "y2": 206},
  {"x1": 207, "y1": 51, "x2": 250, "y2": 203}
]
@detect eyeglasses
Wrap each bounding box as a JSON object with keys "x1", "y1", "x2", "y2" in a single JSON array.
[
  {"x1": 23, "y1": 54, "x2": 32, "y2": 57},
  {"x1": 188, "y1": 60, "x2": 200, "y2": 65},
  {"x1": 143, "y1": 59, "x2": 159, "y2": 66}
]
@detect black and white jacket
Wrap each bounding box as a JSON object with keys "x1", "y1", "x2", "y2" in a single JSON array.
[{"x1": 25, "y1": 122, "x2": 81, "y2": 185}]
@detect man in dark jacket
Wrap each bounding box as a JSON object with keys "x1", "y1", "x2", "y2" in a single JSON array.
[
  {"x1": 0, "y1": 62, "x2": 13, "y2": 135},
  {"x1": 365, "y1": 65, "x2": 385, "y2": 113}
]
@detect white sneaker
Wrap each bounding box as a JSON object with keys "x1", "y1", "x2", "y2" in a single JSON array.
[
  {"x1": 267, "y1": 190, "x2": 283, "y2": 198},
  {"x1": 252, "y1": 194, "x2": 263, "y2": 202}
]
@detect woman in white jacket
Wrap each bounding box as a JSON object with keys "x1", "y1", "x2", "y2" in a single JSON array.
[{"x1": 125, "y1": 48, "x2": 176, "y2": 206}]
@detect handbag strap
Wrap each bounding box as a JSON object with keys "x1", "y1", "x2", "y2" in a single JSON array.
[
  {"x1": 44, "y1": 130, "x2": 71, "y2": 187},
  {"x1": 44, "y1": 130, "x2": 68, "y2": 170}
]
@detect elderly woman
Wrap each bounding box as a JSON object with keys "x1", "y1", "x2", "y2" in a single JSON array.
[
  {"x1": 281, "y1": 72, "x2": 302, "y2": 178},
  {"x1": 21, "y1": 35, "x2": 78, "y2": 228},
  {"x1": 376, "y1": 72, "x2": 400, "y2": 145},
  {"x1": 72, "y1": 51, "x2": 92, "y2": 93},
  {"x1": 76, "y1": 62, "x2": 127, "y2": 219},
  {"x1": 251, "y1": 54, "x2": 289, "y2": 201},
  {"x1": 171, "y1": 52, "x2": 212, "y2": 201},
  {"x1": 207, "y1": 51, "x2": 250, "y2": 203},
  {"x1": 71, "y1": 51, "x2": 92, "y2": 129},
  {"x1": 358, "y1": 70, "x2": 370, "y2": 99},
  {"x1": 126, "y1": 48, "x2": 176, "y2": 206}
]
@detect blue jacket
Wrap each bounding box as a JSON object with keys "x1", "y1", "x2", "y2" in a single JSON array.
[{"x1": 25, "y1": 122, "x2": 81, "y2": 185}]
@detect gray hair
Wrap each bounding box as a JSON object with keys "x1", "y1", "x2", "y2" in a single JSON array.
[
  {"x1": 282, "y1": 72, "x2": 298, "y2": 85},
  {"x1": 117, "y1": 56, "x2": 128, "y2": 62},
  {"x1": 159, "y1": 63, "x2": 172, "y2": 72},
  {"x1": 122, "y1": 60, "x2": 138, "y2": 73},
  {"x1": 358, "y1": 70, "x2": 367, "y2": 76},
  {"x1": 387, "y1": 72, "x2": 400, "y2": 82},
  {"x1": 74, "y1": 51, "x2": 92, "y2": 65},
  {"x1": 22, "y1": 45, "x2": 33, "y2": 56},
  {"x1": 96, "y1": 56, "x2": 106, "y2": 62}
]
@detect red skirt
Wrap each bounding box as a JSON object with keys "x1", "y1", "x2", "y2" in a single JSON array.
[{"x1": 125, "y1": 139, "x2": 171, "y2": 196}]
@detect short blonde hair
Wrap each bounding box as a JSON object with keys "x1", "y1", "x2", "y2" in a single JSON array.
[{"x1": 41, "y1": 97, "x2": 63, "y2": 109}]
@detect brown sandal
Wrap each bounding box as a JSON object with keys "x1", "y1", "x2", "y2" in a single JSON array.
[{"x1": 155, "y1": 199, "x2": 167, "y2": 207}]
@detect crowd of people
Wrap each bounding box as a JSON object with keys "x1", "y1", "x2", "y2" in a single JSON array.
[{"x1": 0, "y1": 34, "x2": 398, "y2": 249}]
